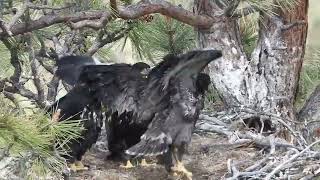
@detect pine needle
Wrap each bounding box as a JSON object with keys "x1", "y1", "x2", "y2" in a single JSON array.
[{"x1": 0, "y1": 97, "x2": 85, "y2": 179}]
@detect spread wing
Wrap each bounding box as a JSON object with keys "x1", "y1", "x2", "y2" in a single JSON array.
[
  {"x1": 125, "y1": 110, "x2": 173, "y2": 156},
  {"x1": 55, "y1": 55, "x2": 137, "y2": 86},
  {"x1": 50, "y1": 61, "x2": 147, "y2": 121},
  {"x1": 77, "y1": 65, "x2": 147, "y2": 116}
]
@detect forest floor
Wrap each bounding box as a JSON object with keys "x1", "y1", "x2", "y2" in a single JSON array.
[{"x1": 68, "y1": 133, "x2": 263, "y2": 180}]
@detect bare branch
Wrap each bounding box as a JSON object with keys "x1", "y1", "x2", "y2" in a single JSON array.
[
  {"x1": 68, "y1": 14, "x2": 110, "y2": 30},
  {"x1": 0, "y1": 0, "x2": 214, "y2": 39},
  {"x1": 118, "y1": 0, "x2": 213, "y2": 28},
  {"x1": 0, "y1": 11, "x2": 108, "y2": 39},
  {"x1": 198, "y1": 108, "x2": 320, "y2": 179},
  {"x1": 265, "y1": 139, "x2": 320, "y2": 180},
  {"x1": 0, "y1": 38, "x2": 42, "y2": 107},
  {"x1": 1, "y1": 1, "x2": 75, "y2": 36},
  {"x1": 196, "y1": 118, "x2": 295, "y2": 150},
  {"x1": 26, "y1": 34, "x2": 45, "y2": 104},
  {"x1": 35, "y1": 36, "x2": 56, "y2": 74},
  {"x1": 51, "y1": 31, "x2": 81, "y2": 58},
  {"x1": 199, "y1": 114, "x2": 229, "y2": 127},
  {"x1": 14, "y1": 84, "x2": 38, "y2": 101},
  {"x1": 245, "y1": 155, "x2": 271, "y2": 171},
  {"x1": 37, "y1": 58, "x2": 55, "y2": 74}
]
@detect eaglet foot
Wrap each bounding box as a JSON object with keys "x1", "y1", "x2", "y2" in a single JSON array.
[
  {"x1": 120, "y1": 160, "x2": 135, "y2": 169},
  {"x1": 75, "y1": 161, "x2": 89, "y2": 170},
  {"x1": 68, "y1": 161, "x2": 89, "y2": 172},
  {"x1": 170, "y1": 161, "x2": 192, "y2": 180},
  {"x1": 140, "y1": 158, "x2": 156, "y2": 167}
]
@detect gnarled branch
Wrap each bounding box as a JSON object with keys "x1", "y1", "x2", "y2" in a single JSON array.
[
  {"x1": 0, "y1": 0, "x2": 215, "y2": 39},
  {"x1": 0, "y1": 11, "x2": 108, "y2": 39},
  {"x1": 117, "y1": 0, "x2": 213, "y2": 28}
]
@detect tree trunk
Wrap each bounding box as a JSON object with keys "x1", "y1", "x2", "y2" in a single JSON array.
[
  {"x1": 194, "y1": 0, "x2": 308, "y2": 133},
  {"x1": 298, "y1": 84, "x2": 320, "y2": 142}
]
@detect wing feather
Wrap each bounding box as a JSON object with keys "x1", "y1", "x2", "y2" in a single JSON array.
[
  {"x1": 78, "y1": 65, "x2": 146, "y2": 117},
  {"x1": 125, "y1": 112, "x2": 172, "y2": 157}
]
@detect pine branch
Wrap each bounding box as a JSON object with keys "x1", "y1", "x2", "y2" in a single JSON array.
[
  {"x1": 118, "y1": 0, "x2": 213, "y2": 28},
  {"x1": 0, "y1": 38, "x2": 42, "y2": 107},
  {"x1": 0, "y1": 11, "x2": 108, "y2": 39},
  {"x1": 86, "y1": 26, "x2": 132, "y2": 56},
  {"x1": 0, "y1": 0, "x2": 215, "y2": 39}
]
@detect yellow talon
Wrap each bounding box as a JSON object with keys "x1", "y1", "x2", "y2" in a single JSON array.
[
  {"x1": 140, "y1": 158, "x2": 156, "y2": 167},
  {"x1": 170, "y1": 161, "x2": 193, "y2": 180},
  {"x1": 68, "y1": 161, "x2": 88, "y2": 172},
  {"x1": 75, "y1": 161, "x2": 89, "y2": 170},
  {"x1": 68, "y1": 163, "x2": 77, "y2": 172},
  {"x1": 170, "y1": 147, "x2": 192, "y2": 180},
  {"x1": 120, "y1": 160, "x2": 134, "y2": 169}
]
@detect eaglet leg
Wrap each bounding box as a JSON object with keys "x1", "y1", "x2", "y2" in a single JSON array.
[{"x1": 170, "y1": 146, "x2": 192, "y2": 180}]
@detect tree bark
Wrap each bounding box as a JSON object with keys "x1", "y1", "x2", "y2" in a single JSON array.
[
  {"x1": 298, "y1": 84, "x2": 320, "y2": 142},
  {"x1": 195, "y1": 0, "x2": 308, "y2": 132}
]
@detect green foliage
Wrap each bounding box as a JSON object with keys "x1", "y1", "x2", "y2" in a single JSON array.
[
  {"x1": 239, "y1": 15, "x2": 258, "y2": 56},
  {"x1": 0, "y1": 97, "x2": 85, "y2": 179},
  {"x1": 204, "y1": 85, "x2": 223, "y2": 111},
  {"x1": 121, "y1": 15, "x2": 196, "y2": 62},
  {"x1": 295, "y1": 49, "x2": 320, "y2": 109},
  {"x1": 242, "y1": 0, "x2": 298, "y2": 16},
  {"x1": 204, "y1": 84, "x2": 223, "y2": 111},
  {"x1": 237, "y1": 0, "x2": 297, "y2": 56}
]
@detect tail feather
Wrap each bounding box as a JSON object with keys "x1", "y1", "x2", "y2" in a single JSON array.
[{"x1": 125, "y1": 132, "x2": 171, "y2": 157}]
